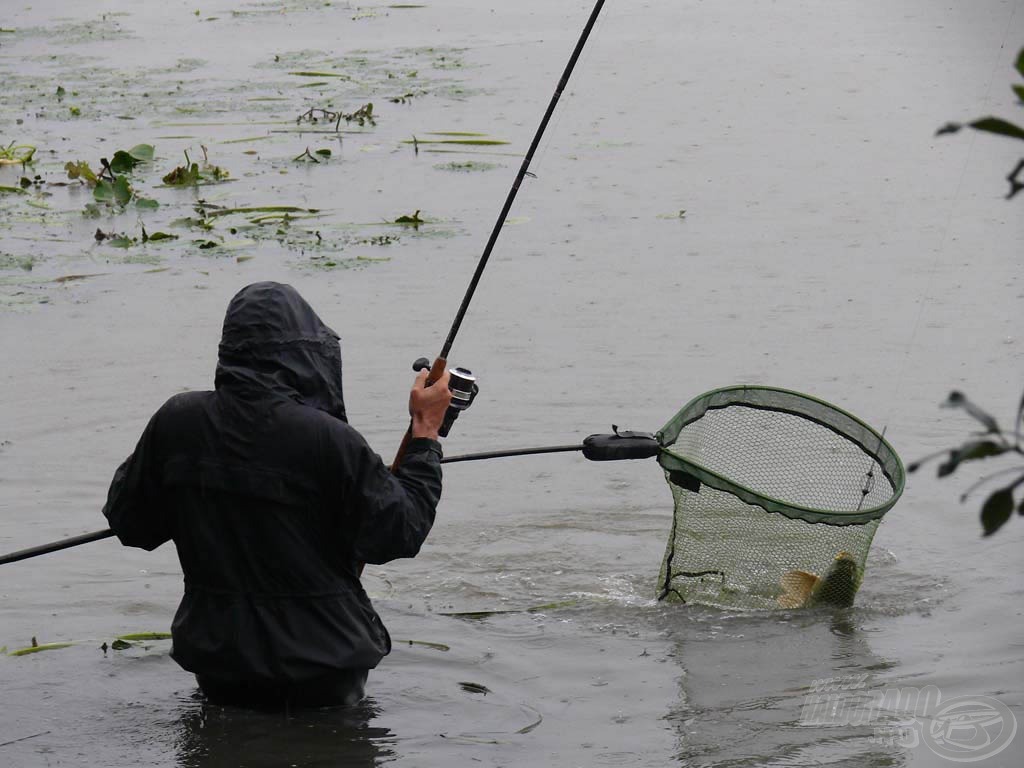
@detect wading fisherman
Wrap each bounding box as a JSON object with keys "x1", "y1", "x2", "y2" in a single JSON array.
[{"x1": 102, "y1": 281, "x2": 451, "y2": 708}]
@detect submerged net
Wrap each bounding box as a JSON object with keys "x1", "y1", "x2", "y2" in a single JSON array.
[{"x1": 656, "y1": 386, "x2": 904, "y2": 610}]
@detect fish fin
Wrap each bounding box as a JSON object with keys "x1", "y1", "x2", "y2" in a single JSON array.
[{"x1": 778, "y1": 570, "x2": 819, "y2": 608}]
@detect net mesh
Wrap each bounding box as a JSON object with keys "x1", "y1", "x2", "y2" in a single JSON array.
[{"x1": 656, "y1": 386, "x2": 903, "y2": 610}]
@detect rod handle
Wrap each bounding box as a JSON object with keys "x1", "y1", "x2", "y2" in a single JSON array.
[{"x1": 390, "y1": 356, "x2": 447, "y2": 472}]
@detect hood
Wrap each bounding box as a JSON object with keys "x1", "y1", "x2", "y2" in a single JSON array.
[{"x1": 214, "y1": 282, "x2": 347, "y2": 422}]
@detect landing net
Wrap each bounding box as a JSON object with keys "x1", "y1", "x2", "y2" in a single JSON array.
[{"x1": 656, "y1": 386, "x2": 904, "y2": 610}]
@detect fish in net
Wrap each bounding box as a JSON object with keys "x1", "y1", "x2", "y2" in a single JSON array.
[{"x1": 653, "y1": 386, "x2": 904, "y2": 610}]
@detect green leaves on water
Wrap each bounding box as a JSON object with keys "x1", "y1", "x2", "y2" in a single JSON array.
[
  {"x1": 94, "y1": 176, "x2": 133, "y2": 207},
  {"x1": 163, "y1": 147, "x2": 229, "y2": 186},
  {"x1": 108, "y1": 144, "x2": 155, "y2": 174},
  {"x1": 393, "y1": 210, "x2": 423, "y2": 228},
  {"x1": 162, "y1": 159, "x2": 201, "y2": 186},
  {"x1": 65, "y1": 145, "x2": 156, "y2": 209},
  {"x1": 0, "y1": 141, "x2": 36, "y2": 165},
  {"x1": 7, "y1": 631, "x2": 172, "y2": 657},
  {"x1": 65, "y1": 160, "x2": 99, "y2": 185},
  {"x1": 7, "y1": 641, "x2": 74, "y2": 657},
  {"x1": 293, "y1": 147, "x2": 332, "y2": 162},
  {"x1": 296, "y1": 103, "x2": 375, "y2": 130}
]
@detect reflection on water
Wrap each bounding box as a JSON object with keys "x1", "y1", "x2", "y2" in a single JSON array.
[
  {"x1": 174, "y1": 694, "x2": 393, "y2": 768},
  {"x1": 663, "y1": 605, "x2": 907, "y2": 767}
]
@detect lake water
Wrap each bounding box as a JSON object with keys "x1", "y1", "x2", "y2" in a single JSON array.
[{"x1": 1, "y1": 1, "x2": 1022, "y2": 766}]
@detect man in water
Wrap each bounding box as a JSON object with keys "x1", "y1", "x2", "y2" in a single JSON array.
[{"x1": 103, "y1": 281, "x2": 451, "y2": 708}]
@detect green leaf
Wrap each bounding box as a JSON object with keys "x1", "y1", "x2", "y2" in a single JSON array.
[
  {"x1": 968, "y1": 117, "x2": 1024, "y2": 142},
  {"x1": 314, "y1": 148, "x2": 332, "y2": 157},
  {"x1": 8, "y1": 641, "x2": 74, "y2": 656},
  {"x1": 1016, "y1": 47, "x2": 1024, "y2": 79},
  {"x1": 65, "y1": 160, "x2": 98, "y2": 185},
  {"x1": 109, "y1": 151, "x2": 138, "y2": 174},
  {"x1": 93, "y1": 179, "x2": 115, "y2": 202},
  {"x1": 108, "y1": 145, "x2": 154, "y2": 173},
  {"x1": 108, "y1": 236, "x2": 135, "y2": 248},
  {"x1": 148, "y1": 232, "x2": 177, "y2": 242},
  {"x1": 135, "y1": 197, "x2": 159, "y2": 210},
  {"x1": 936, "y1": 440, "x2": 1007, "y2": 477},
  {"x1": 980, "y1": 488, "x2": 1014, "y2": 536},
  {"x1": 113, "y1": 175, "x2": 132, "y2": 206},
  {"x1": 116, "y1": 632, "x2": 171, "y2": 641},
  {"x1": 162, "y1": 162, "x2": 201, "y2": 186},
  {"x1": 126, "y1": 144, "x2": 154, "y2": 162},
  {"x1": 1013, "y1": 85, "x2": 1024, "y2": 104},
  {"x1": 110, "y1": 639, "x2": 132, "y2": 650}
]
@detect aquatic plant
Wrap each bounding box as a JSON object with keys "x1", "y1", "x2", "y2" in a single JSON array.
[
  {"x1": 910, "y1": 391, "x2": 1024, "y2": 535},
  {"x1": 938, "y1": 46, "x2": 1024, "y2": 198},
  {"x1": 0, "y1": 142, "x2": 36, "y2": 166}
]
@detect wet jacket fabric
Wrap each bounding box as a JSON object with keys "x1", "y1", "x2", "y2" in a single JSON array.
[{"x1": 103, "y1": 282, "x2": 442, "y2": 685}]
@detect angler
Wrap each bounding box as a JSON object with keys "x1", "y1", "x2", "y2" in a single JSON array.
[{"x1": 102, "y1": 281, "x2": 453, "y2": 708}]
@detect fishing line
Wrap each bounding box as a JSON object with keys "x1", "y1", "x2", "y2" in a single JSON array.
[
  {"x1": 389, "y1": 0, "x2": 609, "y2": 469},
  {"x1": 527, "y1": 1, "x2": 614, "y2": 177},
  {"x1": 876, "y1": 4, "x2": 1020, "y2": 433}
]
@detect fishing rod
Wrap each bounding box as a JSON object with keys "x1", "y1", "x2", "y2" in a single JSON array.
[
  {"x1": 2, "y1": 2, "x2": 614, "y2": 569},
  {"x1": 0, "y1": 431, "x2": 659, "y2": 567},
  {"x1": 390, "y1": 0, "x2": 607, "y2": 469}
]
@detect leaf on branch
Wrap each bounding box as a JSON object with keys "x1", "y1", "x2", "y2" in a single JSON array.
[
  {"x1": 936, "y1": 440, "x2": 1007, "y2": 477},
  {"x1": 968, "y1": 117, "x2": 1024, "y2": 142},
  {"x1": 943, "y1": 391, "x2": 1000, "y2": 433},
  {"x1": 980, "y1": 487, "x2": 1014, "y2": 536}
]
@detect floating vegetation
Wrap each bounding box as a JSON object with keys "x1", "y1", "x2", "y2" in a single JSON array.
[
  {"x1": 434, "y1": 161, "x2": 499, "y2": 172},
  {"x1": 162, "y1": 147, "x2": 229, "y2": 186},
  {"x1": 0, "y1": 142, "x2": 36, "y2": 166},
  {"x1": 107, "y1": 143, "x2": 154, "y2": 174},
  {"x1": 204, "y1": 205, "x2": 321, "y2": 218},
  {"x1": 438, "y1": 600, "x2": 577, "y2": 619},
  {"x1": 403, "y1": 137, "x2": 508, "y2": 146},
  {"x1": 400, "y1": 639, "x2": 450, "y2": 652},
  {"x1": 458, "y1": 681, "x2": 492, "y2": 695},
  {"x1": 393, "y1": 210, "x2": 424, "y2": 227},
  {"x1": 296, "y1": 103, "x2": 375, "y2": 130},
  {"x1": 7, "y1": 642, "x2": 74, "y2": 656},
  {"x1": 116, "y1": 632, "x2": 171, "y2": 641},
  {"x1": 363, "y1": 234, "x2": 398, "y2": 245},
  {"x1": 293, "y1": 147, "x2": 332, "y2": 162},
  {"x1": 289, "y1": 71, "x2": 351, "y2": 79}
]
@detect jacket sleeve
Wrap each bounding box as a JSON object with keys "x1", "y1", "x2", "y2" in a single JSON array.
[
  {"x1": 345, "y1": 433, "x2": 443, "y2": 565},
  {"x1": 102, "y1": 410, "x2": 172, "y2": 551}
]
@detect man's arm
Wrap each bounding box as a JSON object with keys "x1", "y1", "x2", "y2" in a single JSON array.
[
  {"x1": 102, "y1": 410, "x2": 172, "y2": 551},
  {"x1": 347, "y1": 369, "x2": 451, "y2": 564}
]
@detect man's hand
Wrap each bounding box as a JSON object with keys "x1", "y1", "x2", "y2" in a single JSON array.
[{"x1": 409, "y1": 368, "x2": 452, "y2": 440}]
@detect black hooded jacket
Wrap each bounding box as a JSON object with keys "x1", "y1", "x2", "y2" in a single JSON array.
[{"x1": 103, "y1": 282, "x2": 442, "y2": 684}]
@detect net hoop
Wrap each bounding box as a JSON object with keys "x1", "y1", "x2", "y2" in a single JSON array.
[{"x1": 656, "y1": 385, "x2": 905, "y2": 526}]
